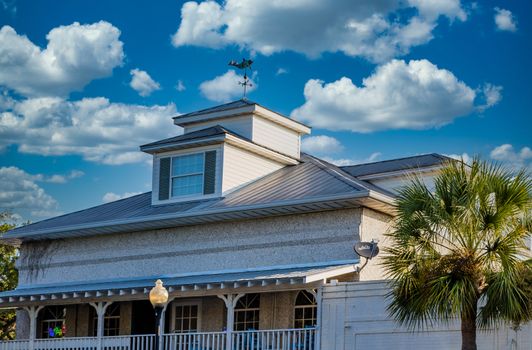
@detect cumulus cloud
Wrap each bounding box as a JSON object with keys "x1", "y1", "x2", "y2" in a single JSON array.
[
  {"x1": 172, "y1": 0, "x2": 466, "y2": 63},
  {"x1": 445, "y1": 153, "x2": 472, "y2": 164},
  {"x1": 494, "y1": 8, "x2": 517, "y2": 32},
  {"x1": 102, "y1": 191, "x2": 142, "y2": 203},
  {"x1": 130, "y1": 68, "x2": 161, "y2": 97},
  {"x1": 0, "y1": 21, "x2": 124, "y2": 97},
  {"x1": 276, "y1": 68, "x2": 288, "y2": 76},
  {"x1": 291, "y1": 59, "x2": 499, "y2": 133},
  {"x1": 301, "y1": 135, "x2": 344, "y2": 155},
  {"x1": 477, "y1": 83, "x2": 502, "y2": 112},
  {"x1": 0, "y1": 97, "x2": 178, "y2": 165},
  {"x1": 199, "y1": 70, "x2": 256, "y2": 102},
  {"x1": 490, "y1": 144, "x2": 531, "y2": 170},
  {"x1": 176, "y1": 80, "x2": 186, "y2": 92},
  {"x1": 323, "y1": 152, "x2": 382, "y2": 167},
  {"x1": 0, "y1": 166, "x2": 59, "y2": 218}
]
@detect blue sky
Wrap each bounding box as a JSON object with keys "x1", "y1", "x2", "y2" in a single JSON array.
[{"x1": 0, "y1": 0, "x2": 530, "y2": 222}]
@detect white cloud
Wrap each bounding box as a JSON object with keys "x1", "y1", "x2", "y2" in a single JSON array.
[
  {"x1": 291, "y1": 59, "x2": 498, "y2": 133},
  {"x1": 323, "y1": 152, "x2": 382, "y2": 167},
  {"x1": 172, "y1": 0, "x2": 466, "y2": 63},
  {"x1": 0, "y1": 97, "x2": 178, "y2": 165},
  {"x1": 199, "y1": 70, "x2": 256, "y2": 102},
  {"x1": 102, "y1": 191, "x2": 142, "y2": 203},
  {"x1": 490, "y1": 144, "x2": 531, "y2": 170},
  {"x1": 477, "y1": 83, "x2": 502, "y2": 112},
  {"x1": 494, "y1": 8, "x2": 517, "y2": 32},
  {"x1": 445, "y1": 152, "x2": 472, "y2": 164},
  {"x1": 301, "y1": 135, "x2": 344, "y2": 155},
  {"x1": 0, "y1": 166, "x2": 59, "y2": 218},
  {"x1": 0, "y1": 22, "x2": 124, "y2": 97},
  {"x1": 176, "y1": 80, "x2": 186, "y2": 92},
  {"x1": 276, "y1": 68, "x2": 288, "y2": 76},
  {"x1": 130, "y1": 68, "x2": 161, "y2": 97}
]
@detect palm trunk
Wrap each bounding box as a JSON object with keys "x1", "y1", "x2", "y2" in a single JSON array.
[{"x1": 461, "y1": 299, "x2": 478, "y2": 350}]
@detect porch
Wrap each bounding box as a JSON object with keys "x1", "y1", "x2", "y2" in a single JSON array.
[
  {"x1": 0, "y1": 329, "x2": 317, "y2": 350},
  {"x1": 0, "y1": 263, "x2": 356, "y2": 350}
]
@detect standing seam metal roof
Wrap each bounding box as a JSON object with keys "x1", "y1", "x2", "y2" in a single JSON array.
[{"x1": 5, "y1": 154, "x2": 390, "y2": 240}]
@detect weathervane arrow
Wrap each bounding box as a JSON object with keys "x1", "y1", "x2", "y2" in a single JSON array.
[{"x1": 228, "y1": 58, "x2": 254, "y2": 99}]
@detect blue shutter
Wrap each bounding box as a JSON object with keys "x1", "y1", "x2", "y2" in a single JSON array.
[
  {"x1": 158, "y1": 157, "x2": 171, "y2": 200},
  {"x1": 203, "y1": 151, "x2": 216, "y2": 195}
]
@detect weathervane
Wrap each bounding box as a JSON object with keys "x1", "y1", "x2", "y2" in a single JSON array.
[{"x1": 228, "y1": 58, "x2": 253, "y2": 100}]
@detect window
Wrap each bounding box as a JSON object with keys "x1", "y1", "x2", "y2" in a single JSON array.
[
  {"x1": 171, "y1": 153, "x2": 205, "y2": 197},
  {"x1": 294, "y1": 290, "x2": 317, "y2": 328},
  {"x1": 40, "y1": 306, "x2": 66, "y2": 339},
  {"x1": 234, "y1": 294, "x2": 260, "y2": 331},
  {"x1": 171, "y1": 301, "x2": 201, "y2": 333},
  {"x1": 92, "y1": 303, "x2": 121, "y2": 336}
]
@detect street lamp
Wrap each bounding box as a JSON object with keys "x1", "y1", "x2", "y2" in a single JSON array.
[{"x1": 149, "y1": 279, "x2": 168, "y2": 350}]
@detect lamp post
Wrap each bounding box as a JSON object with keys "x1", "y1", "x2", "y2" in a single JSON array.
[{"x1": 149, "y1": 279, "x2": 169, "y2": 350}]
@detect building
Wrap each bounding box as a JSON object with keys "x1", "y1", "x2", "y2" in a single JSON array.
[{"x1": 0, "y1": 100, "x2": 527, "y2": 350}]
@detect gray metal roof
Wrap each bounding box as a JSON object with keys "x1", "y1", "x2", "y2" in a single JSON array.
[
  {"x1": 140, "y1": 125, "x2": 229, "y2": 150},
  {"x1": 173, "y1": 99, "x2": 256, "y2": 119},
  {"x1": 4, "y1": 155, "x2": 395, "y2": 242},
  {"x1": 340, "y1": 153, "x2": 451, "y2": 177},
  {"x1": 0, "y1": 262, "x2": 357, "y2": 306}
]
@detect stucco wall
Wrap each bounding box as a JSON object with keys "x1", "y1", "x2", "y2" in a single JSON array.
[
  {"x1": 320, "y1": 280, "x2": 532, "y2": 350},
  {"x1": 17, "y1": 209, "x2": 365, "y2": 286},
  {"x1": 358, "y1": 208, "x2": 392, "y2": 281}
]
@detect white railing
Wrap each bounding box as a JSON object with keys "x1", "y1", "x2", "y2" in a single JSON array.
[
  {"x1": 232, "y1": 328, "x2": 316, "y2": 350},
  {"x1": 163, "y1": 332, "x2": 226, "y2": 350},
  {"x1": 0, "y1": 340, "x2": 29, "y2": 350},
  {"x1": 0, "y1": 328, "x2": 316, "y2": 350}
]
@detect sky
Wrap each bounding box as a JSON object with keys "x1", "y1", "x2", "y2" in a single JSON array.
[{"x1": 0, "y1": 0, "x2": 530, "y2": 223}]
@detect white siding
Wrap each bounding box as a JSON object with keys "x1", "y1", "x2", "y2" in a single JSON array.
[
  {"x1": 358, "y1": 208, "x2": 392, "y2": 281},
  {"x1": 252, "y1": 116, "x2": 300, "y2": 158},
  {"x1": 321, "y1": 281, "x2": 532, "y2": 350},
  {"x1": 368, "y1": 172, "x2": 437, "y2": 194},
  {"x1": 184, "y1": 115, "x2": 254, "y2": 139},
  {"x1": 222, "y1": 143, "x2": 284, "y2": 194}
]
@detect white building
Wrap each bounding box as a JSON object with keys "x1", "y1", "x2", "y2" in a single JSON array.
[{"x1": 0, "y1": 100, "x2": 528, "y2": 350}]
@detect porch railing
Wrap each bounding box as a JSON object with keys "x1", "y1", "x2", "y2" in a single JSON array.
[{"x1": 0, "y1": 328, "x2": 317, "y2": 350}]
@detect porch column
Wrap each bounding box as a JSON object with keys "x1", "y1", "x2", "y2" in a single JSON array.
[
  {"x1": 23, "y1": 305, "x2": 44, "y2": 350},
  {"x1": 314, "y1": 288, "x2": 323, "y2": 350},
  {"x1": 218, "y1": 293, "x2": 245, "y2": 350},
  {"x1": 89, "y1": 301, "x2": 113, "y2": 350}
]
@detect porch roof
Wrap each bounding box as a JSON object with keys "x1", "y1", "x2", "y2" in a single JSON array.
[{"x1": 0, "y1": 261, "x2": 358, "y2": 307}]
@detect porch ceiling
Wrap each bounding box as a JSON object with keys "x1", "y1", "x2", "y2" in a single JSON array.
[{"x1": 0, "y1": 261, "x2": 358, "y2": 308}]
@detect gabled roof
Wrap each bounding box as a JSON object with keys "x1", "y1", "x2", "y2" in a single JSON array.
[
  {"x1": 341, "y1": 153, "x2": 451, "y2": 178},
  {"x1": 140, "y1": 125, "x2": 230, "y2": 150},
  {"x1": 3, "y1": 155, "x2": 394, "y2": 243}
]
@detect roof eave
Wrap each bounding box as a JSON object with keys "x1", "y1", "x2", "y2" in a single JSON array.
[{"x1": 3, "y1": 190, "x2": 395, "y2": 243}]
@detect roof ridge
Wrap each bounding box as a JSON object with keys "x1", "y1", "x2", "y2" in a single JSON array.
[
  {"x1": 340, "y1": 153, "x2": 446, "y2": 169},
  {"x1": 303, "y1": 154, "x2": 371, "y2": 192}
]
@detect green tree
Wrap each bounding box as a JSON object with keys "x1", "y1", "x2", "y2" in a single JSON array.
[
  {"x1": 382, "y1": 159, "x2": 531, "y2": 350},
  {"x1": 0, "y1": 212, "x2": 18, "y2": 340}
]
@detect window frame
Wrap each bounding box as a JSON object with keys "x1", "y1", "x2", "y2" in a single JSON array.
[
  {"x1": 91, "y1": 303, "x2": 121, "y2": 337},
  {"x1": 294, "y1": 290, "x2": 317, "y2": 329},
  {"x1": 39, "y1": 306, "x2": 66, "y2": 339},
  {"x1": 169, "y1": 152, "x2": 206, "y2": 198},
  {"x1": 170, "y1": 299, "x2": 203, "y2": 334},
  {"x1": 234, "y1": 293, "x2": 260, "y2": 331}
]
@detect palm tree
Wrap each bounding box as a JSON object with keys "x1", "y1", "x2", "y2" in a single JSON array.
[{"x1": 382, "y1": 158, "x2": 531, "y2": 350}]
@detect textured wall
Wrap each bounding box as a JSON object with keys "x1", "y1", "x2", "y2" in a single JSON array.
[
  {"x1": 17, "y1": 209, "x2": 365, "y2": 286},
  {"x1": 358, "y1": 208, "x2": 392, "y2": 281},
  {"x1": 321, "y1": 281, "x2": 532, "y2": 350}
]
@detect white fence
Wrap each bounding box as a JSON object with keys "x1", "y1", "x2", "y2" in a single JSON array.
[{"x1": 0, "y1": 328, "x2": 317, "y2": 350}]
